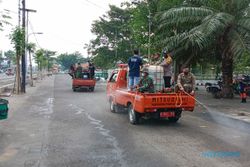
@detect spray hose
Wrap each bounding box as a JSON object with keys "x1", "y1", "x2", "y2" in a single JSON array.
[
  {"x1": 175, "y1": 93, "x2": 183, "y2": 108},
  {"x1": 181, "y1": 90, "x2": 205, "y2": 107}
]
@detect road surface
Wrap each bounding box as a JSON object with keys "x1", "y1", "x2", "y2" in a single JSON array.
[{"x1": 0, "y1": 74, "x2": 250, "y2": 167}]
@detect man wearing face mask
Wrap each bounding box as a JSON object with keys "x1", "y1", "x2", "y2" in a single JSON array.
[
  {"x1": 137, "y1": 68, "x2": 155, "y2": 93},
  {"x1": 177, "y1": 67, "x2": 196, "y2": 95}
]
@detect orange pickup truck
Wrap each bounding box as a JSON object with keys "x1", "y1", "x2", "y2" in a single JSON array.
[
  {"x1": 106, "y1": 64, "x2": 195, "y2": 125},
  {"x1": 72, "y1": 72, "x2": 96, "y2": 92}
]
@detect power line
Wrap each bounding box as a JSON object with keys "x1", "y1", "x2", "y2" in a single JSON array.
[
  {"x1": 28, "y1": 20, "x2": 42, "y2": 49},
  {"x1": 81, "y1": 0, "x2": 106, "y2": 10}
]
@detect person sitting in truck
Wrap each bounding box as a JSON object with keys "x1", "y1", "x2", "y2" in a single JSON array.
[
  {"x1": 128, "y1": 49, "x2": 143, "y2": 90},
  {"x1": 136, "y1": 68, "x2": 155, "y2": 93},
  {"x1": 176, "y1": 67, "x2": 195, "y2": 94},
  {"x1": 76, "y1": 63, "x2": 83, "y2": 79}
]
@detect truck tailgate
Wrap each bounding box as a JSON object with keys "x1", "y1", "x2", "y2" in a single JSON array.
[
  {"x1": 73, "y1": 79, "x2": 96, "y2": 86},
  {"x1": 141, "y1": 93, "x2": 195, "y2": 111}
]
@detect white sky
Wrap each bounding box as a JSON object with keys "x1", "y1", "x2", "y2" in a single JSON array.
[{"x1": 0, "y1": 0, "x2": 127, "y2": 57}]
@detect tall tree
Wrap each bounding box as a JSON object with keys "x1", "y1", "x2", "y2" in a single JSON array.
[
  {"x1": 10, "y1": 27, "x2": 25, "y2": 94},
  {"x1": 159, "y1": 0, "x2": 250, "y2": 98},
  {"x1": 56, "y1": 52, "x2": 85, "y2": 70},
  {"x1": 88, "y1": 5, "x2": 134, "y2": 69},
  {"x1": 26, "y1": 42, "x2": 36, "y2": 86}
]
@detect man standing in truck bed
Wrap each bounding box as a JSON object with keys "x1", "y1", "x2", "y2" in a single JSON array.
[{"x1": 128, "y1": 49, "x2": 143, "y2": 90}]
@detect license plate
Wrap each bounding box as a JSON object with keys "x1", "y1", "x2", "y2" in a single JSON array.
[{"x1": 160, "y1": 112, "x2": 175, "y2": 118}]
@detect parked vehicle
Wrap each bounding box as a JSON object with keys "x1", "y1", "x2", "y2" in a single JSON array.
[
  {"x1": 106, "y1": 64, "x2": 196, "y2": 125},
  {"x1": 5, "y1": 68, "x2": 14, "y2": 76}
]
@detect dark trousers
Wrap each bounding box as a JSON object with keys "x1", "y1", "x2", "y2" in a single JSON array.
[{"x1": 163, "y1": 76, "x2": 171, "y2": 88}]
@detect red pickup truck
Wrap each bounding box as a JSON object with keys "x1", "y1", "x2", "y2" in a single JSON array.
[
  {"x1": 106, "y1": 64, "x2": 195, "y2": 125},
  {"x1": 72, "y1": 72, "x2": 96, "y2": 92}
]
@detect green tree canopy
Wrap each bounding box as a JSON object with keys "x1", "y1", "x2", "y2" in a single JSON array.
[
  {"x1": 56, "y1": 52, "x2": 86, "y2": 70},
  {"x1": 158, "y1": 0, "x2": 250, "y2": 97}
]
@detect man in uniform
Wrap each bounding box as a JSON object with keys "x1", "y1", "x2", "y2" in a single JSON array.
[
  {"x1": 137, "y1": 68, "x2": 155, "y2": 93},
  {"x1": 176, "y1": 67, "x2": 195, "y2": 94},
  {"x1": 76, "y1": 63, "x2": 83, "y2": 79}
]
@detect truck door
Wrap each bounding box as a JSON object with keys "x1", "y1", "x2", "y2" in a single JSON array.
[{"x1": 107, "y1": 71, "x2": 118, "y2": 98}]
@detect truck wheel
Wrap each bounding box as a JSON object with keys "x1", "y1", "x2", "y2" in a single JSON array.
[
  {"x1": 73, "y1": 87, "x2": 76, "y2": 92},
  {"x1": 90, "y1": 87, "x2": 95, "y2": 92},
  {"x1": 168, "y1": 109, "x2": 182, "y2": 123},
  {"x1": 128, "y1": 104, "x2": 140, "y2": 125},
  {"x1": 168, "y1": 117, "x2": 179, "y2": 123},
  {"x1": 110, "y1": 100, "x2": 116, "y2": 113}
]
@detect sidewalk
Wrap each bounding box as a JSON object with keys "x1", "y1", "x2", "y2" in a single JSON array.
[
  {"x1": 196, "y1": 87, "x2": 250, "y2": 123},
  {"x1": 0, "y1": 75, "x2": 54, "y2": 118}
]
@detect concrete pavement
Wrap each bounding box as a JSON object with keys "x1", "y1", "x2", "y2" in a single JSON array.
[{"x1": 0, "y1": 74, "x2": 250, "y2": 167}]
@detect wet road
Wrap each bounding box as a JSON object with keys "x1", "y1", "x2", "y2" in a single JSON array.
[{"x1": 0, "y1": 74, "x2": 250, "y2": 167}]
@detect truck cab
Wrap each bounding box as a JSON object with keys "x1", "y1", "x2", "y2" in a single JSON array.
[{"x1": 106, "y1": 64, "x2": 196, "y2": 125}]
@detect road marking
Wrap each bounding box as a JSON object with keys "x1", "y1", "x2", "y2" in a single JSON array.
[
  {"x1": 199, "y1": 125, "x2": 208, "y2": 128},
  {"x1": 69, "y1": 104, "x2": 128, "y2": 167}
]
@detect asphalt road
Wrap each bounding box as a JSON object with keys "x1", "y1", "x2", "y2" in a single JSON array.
[{"x1": 0, "y1": 74, "x2": 250, "y2": 167}]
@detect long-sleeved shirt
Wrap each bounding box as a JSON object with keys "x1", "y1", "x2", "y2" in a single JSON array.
[
  {"x1": 177, "y1": 72, "x2": 196, "y2": 92},
  {"x1": 160, "y1": 56, "x2": 173, "y2": 77}
]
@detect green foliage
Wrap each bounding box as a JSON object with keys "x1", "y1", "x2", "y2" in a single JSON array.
[
  {"x1": 56, "y1": 52, "x2": 85, "y2": 70},
  {"x1": 10, "y1": 27, "x2": 25, "y2": 56},
  {"x1": 158, "y1": 0, "x2": 250, "y2": 97},
  {"x1": 4, "y1": 50, "x2": 16, "y2": 64},
  {"x1": 26, "y1": 43, "x2": 36, "y2": 54},
  {"x1": 88, "y1": 5, "x2": 134, "y2": 69},
  {"x1": 234, "y1": 51, "x2": 250, "y2": 72},
  {"x1": 34, "y1": 49, "x2": 56, "y2": 71}
]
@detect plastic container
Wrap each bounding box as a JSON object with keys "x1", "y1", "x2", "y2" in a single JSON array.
[
  {"x1": 148, "y1": 65, "x2": 164, "y2": 91},
  {"x1": 0, "y1": 99, "x2": 9, "y2": 120}
]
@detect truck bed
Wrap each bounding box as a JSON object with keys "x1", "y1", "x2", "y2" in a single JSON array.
[{"x1": 114, "y1": 89, "x2": 195, "y2": 113}]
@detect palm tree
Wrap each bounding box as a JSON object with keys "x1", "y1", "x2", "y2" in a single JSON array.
[
  {"x1": 159, "y1": 0, "x2": 250, "y2": 98},
  {"x1": 34, "y1": 49, "x2": 45, "y2": 79},
  {"x1": 26, "y1": 42, "x2": 36, "y2": 86}
]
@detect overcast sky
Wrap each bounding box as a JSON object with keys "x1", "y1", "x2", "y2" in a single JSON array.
[{"x1": 0, "y1": 0, "x2": 127, "y2": 56}]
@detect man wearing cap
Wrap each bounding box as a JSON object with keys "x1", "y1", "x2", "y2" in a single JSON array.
[
  {"x1": 177, "y1": 67, "x2": 195, "y2": 94},
  {"x1": 137, "y1": 68, "x2": 155, "y2": 93}
]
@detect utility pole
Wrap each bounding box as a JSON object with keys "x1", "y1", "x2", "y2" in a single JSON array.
[
  {"x1": 20, "y1": 2, "x2": 37, "y2": 92},
  {"x1": 147, "y1": 0, "x2": 151, "y2": 64},
  {"x1": 25, "y1": 9, "x2": 37, "y2": 86},
  {"x1": 21, "y1": 0, "x2": 26, "y2": 93}
]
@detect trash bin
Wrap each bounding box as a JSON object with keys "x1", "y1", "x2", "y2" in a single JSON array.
[{"x1": 0, "y1": 99, "x2": 9, "y2": 120}]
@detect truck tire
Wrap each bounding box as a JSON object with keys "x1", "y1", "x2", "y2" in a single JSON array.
[
  {"x1": 128, "y1": 104, "x2": 140, "y2": 125},
  {"x1": 73, "y1": 87, "x2": 77, "y2": 92},
  {"x1": 168, "y1": 109, "x2": 182, "y2": 123},
  {"x1": 168, "y1": 117, "x2": 179, "y2": 123},
  {"x1": 89, "y1": 87, "x2": 95, "y2": 92},
  {"x1": 110, "y1": 100, "x2": 116, "y2": 113}
]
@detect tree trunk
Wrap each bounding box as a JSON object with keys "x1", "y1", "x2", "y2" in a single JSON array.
[
  {"x1": 15, "y1": 55, "x2": 21, "y2": 94},
  {"x1": 221, "y1": 51, "x2": 234, "y2": 98},
  {"x1": 29, "y1": 51, "x2": 33, "y2": 86}
]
